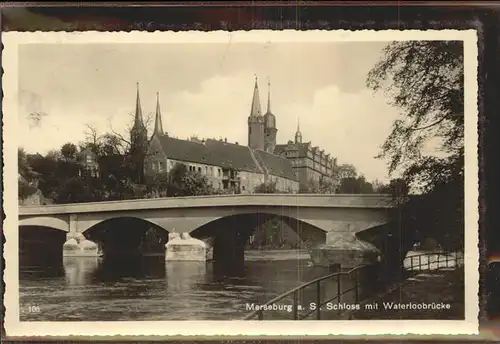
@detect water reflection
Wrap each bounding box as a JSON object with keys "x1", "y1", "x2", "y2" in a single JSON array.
[
  {"x1": 165, "y1": 261, "x2": 206, "y2": 292},
  {"x1": 19, "y1": 251, "x2": 375, "y2": 321},
  {"x1": 63, "y1": 257, "x2": 100, "y2": 286},
  {"x1": 19, "y1": 263, "x2": 65, "y2": 280}
]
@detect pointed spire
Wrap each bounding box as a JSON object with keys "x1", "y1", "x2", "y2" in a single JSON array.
[
  {"x1": 295, "y1": 116, "x2": 302, "y2": 144},
  {"x1": 134, "y1": 82, "x2": 144, "y2": 128},
  {"x1": 250, "y1": 75, "x2": 262, "y2": 118},
  {"x1": 266, "y1": 77, "x2": 272, "y2": 114},
  {"x1": 154, "y1": 92, "x2": 164, "y2": 136}
]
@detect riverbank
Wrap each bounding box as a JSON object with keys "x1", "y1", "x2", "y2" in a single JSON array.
[
  {"x1": 245, "y1": 249, "x2": 310, "y2": 261},
  {"x1": 351, "y1": 267, "x2": 465, "y2": 320}
]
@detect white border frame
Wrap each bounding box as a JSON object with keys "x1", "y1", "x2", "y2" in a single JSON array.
[{"x1": 3, "y1": 30, "x2": 479, "y2": 337}]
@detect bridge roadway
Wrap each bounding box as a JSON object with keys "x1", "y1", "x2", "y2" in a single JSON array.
[{"x1": 19, "y1": 194, "x2": 395, "y2": 268}]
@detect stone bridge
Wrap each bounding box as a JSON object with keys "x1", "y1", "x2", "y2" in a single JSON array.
[{"x1": 19, "y1": 194, "x2": 395, "y2": 268}]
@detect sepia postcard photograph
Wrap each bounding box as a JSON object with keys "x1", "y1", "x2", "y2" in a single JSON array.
[{"x1": 3, "y1": 29, "x2": 479, "y2": 337}]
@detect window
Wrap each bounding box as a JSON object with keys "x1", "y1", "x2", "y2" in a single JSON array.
[
  {"x1": 198, "y1": 167, "x2": 202, "y2": 173},
  {"x1": 218, "y1": 168, "x2": 222, "y2": 177},
  {"x1": 159, "y1": 161, "x2": 164, "y2": 172}
]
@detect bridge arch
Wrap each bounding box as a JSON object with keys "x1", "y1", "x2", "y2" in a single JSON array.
[
  {"x1": 19, "y1": 216, "x2": 69, "y2": 232},
  {"x1": 190, "y1": 210, "x2": 328, "y2": 242},
  {"x1": 19, "y1": 225, "x2": 67, "y2": 266},
  {"x1": 79, "y1": 216, "x2": 168, "y2": 235},
  {"x1": 190, "y1": 212, "x2": 327, "y2": 268},
  {"x1": 82, "y1": 216, "x2": 170, "y2": 257}
]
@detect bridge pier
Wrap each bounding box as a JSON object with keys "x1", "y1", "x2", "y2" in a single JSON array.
[
  {"x1": 309, "y1": 231, "x2": 380, "y2": 269},
  {"x1": 20, "y1": 195, "x2": 395, "y2": 265},
  {"x1": 165, "y1": 233, "x2": 208, "y2": 261},
  {"x1": 63, "y1": 233, "x2": 100, "y2": 257},
  {"x1": 62, "y1": 215, "x2": 100, "y2": 257}
]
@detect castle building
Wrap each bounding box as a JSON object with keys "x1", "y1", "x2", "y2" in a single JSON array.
[
  {"x1": 245, "y1": 77, "x2": 338, "y2": 188},
  {"x1": 143, "y1": 81, "x2": 299, "y2": 194},
  {"x1": 274, "y1": 116, "x2": 338, "y2": 188},
  {"x1": 140, "y1": 76, "x2": 336, "y2": 193}
]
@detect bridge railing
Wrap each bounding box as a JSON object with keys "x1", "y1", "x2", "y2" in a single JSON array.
[{"x1": 242, "y1": 251, "x2": 464, "y2": 321}]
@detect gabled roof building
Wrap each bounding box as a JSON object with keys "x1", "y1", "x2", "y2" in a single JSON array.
[{"x1": 141, "y1": 77, "x2": 336, "y2": 194}]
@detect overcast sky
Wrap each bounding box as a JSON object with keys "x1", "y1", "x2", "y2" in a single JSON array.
[{"x1": 18, "y1": 41, "x2": 401, "y2": 182}]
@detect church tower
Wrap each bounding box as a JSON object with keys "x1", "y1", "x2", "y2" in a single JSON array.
[
  {"x1": 129, "y1": 82, "x2": 148, "y2": 183},
  {"x1": 263, "y1": 79, "x2": 277, "y2": 153},
  {"x1": 248, "y1": 76, "x2": 265, "y2": 150},
  {"x1": 295, "y1": 117, "x2": 302, "y2": 144},
  {"x1": 153, "y1": 92, "x2": 165, "y2": 137}
]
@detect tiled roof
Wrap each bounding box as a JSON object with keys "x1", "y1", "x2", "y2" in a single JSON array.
[
  {"x1": 274, "y1": 142, "x2": 311, "y2": 157},
  {"x1": 274, "y1": 144, "x2": 287, "y2": 155},
  {"x1": 253, "y1": 150, "x2": 298, "y2": 181},
  {"x1": 204, "y1": 139, "x2": 263, "y2": 173},
  {"x1": 156, "y1": 136, "x2": 262, "y2": 173},
  {"x1": 156, "y1": 135, "x2": 297, "y2": 181}
]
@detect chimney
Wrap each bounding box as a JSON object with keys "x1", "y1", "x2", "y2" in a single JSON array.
[{"x1": 235, "y1": 142, "x2": 239, "y2": 145}]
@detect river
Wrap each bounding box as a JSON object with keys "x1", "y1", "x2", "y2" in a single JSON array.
[{"x1": 19, "y1": 250, "x2": 372, "y2": 321}]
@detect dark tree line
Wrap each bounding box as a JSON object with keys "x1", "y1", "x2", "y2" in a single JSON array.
[
  {"x1": 367, "y1": 40, "x2": 464, "y2": 252},
  {"x1": 19, "y1": 146, "x2": 217, "y2": 204},
  {"x1": 18, "y1": 115, "x2": 216, "y2": 204},
  {"x1": 297, "y1": 163, "x2": 387, "y2": 194}
]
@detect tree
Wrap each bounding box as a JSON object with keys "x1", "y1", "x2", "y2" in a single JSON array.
[
  {"x1": 18, "y1": 148, "x2": 40, "y2": 200},
  {"x1": 318, "y1": 176, "x2": 337, "y2": 194},
  {"x1": 378, "y1": 178, "x2": 409, "y2": 200},
  {"x1": 367, "y1": 41, "x2": 463, "y2": 177},
  {"x1": 336, "y1": 175, "x2": 374, "y2": 194},
  {"x1": 144, "y1": 173, "x2": 170, "y2": 198},
  {"x1": 371, "y1": 179, "x2": 387, "y2": 193},
  {"x1": 27, "y1": 152, "x2": 60, "y2": 200},
  {"x1": 54, "y1": 177, "x2": 101, "y2": 204},
  {"x1": 180, "y1": 170, "x2": 213, "y2": 196},
  {"x1": 18, "y1": 148, "x2": 37, "y2": 182},
  {"x1": 81, "y1": 125, "x2": 126, "y2": 158},
  {"x1": 60, "y1": 143, "x2": 77, "y2": 161},
  {"x1": 330, "y1": 164, "x2": 358, "y2": 192},
  {"x1": 46, "y1": 149, "x2": 62, "y2": 160},
  {"x1": 299, "y1": 179, "x2": 319, "y2": 194},
  {"x1": 81, "y1": 112, "x2": 154, "y2": 186},
  {"x1": 333, "y1": 163, "x2": 357, "y2": 180},
  {"x1": 254, "y1": 181, "x2": 278, "y2": 193},
  {"x1": 145, "y1": 163, "x2": 213, "y2": 198},
  {"x1": 80, "y1": 123, "x2": 144, "y2": 197},
  {"x1": 367, "y1": 40, "x2": 464, "y2": 251}
]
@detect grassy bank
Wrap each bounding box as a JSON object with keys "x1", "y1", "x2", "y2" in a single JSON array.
[{"x1": 352, "y1": 267, "x2": 465, "y2": 320}]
